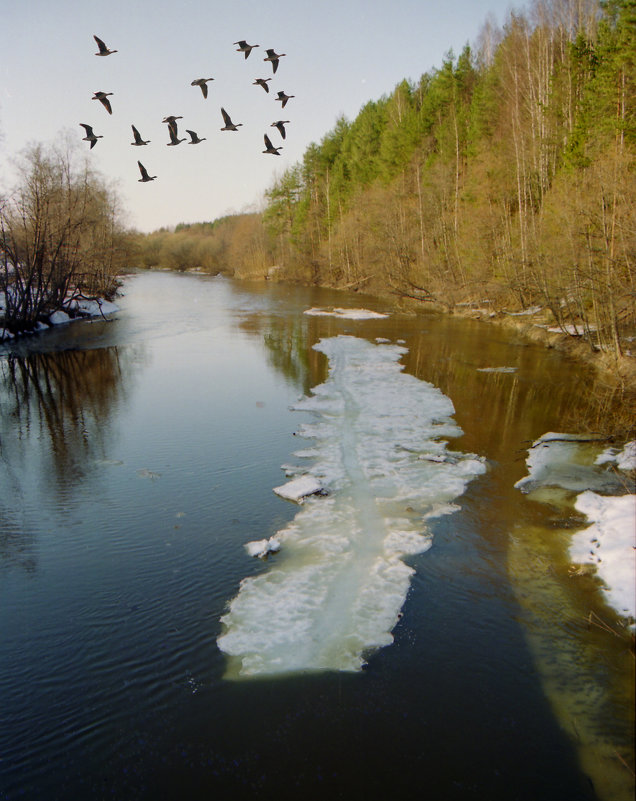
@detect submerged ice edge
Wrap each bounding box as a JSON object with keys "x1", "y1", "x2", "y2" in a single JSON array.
[{"x1": 217, "y1": 336, "x2": 486, "y2": 677}]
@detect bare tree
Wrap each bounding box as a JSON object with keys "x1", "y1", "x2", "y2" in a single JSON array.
[{"x1": 1, "y1": 136, "x2": 125, "y2": 334}]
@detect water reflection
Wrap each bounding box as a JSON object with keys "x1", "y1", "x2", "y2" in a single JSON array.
[{"x1": 0, "y1": 348, "x2": 137, "y2": 487}]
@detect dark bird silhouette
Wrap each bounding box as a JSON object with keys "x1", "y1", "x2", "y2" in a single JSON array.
[
  {"x1": 79, "y1": 123, "x2": 102, "y2": 149},
  {"x1": 93, "y1": 35, "x2": 117, "y2": 56},
  {"x1": 275, "y1": 90, "x2": 294, "y2": 108},
  {"x1": 263, "y1": 134, "x2": 282, "y2": 155},
  {"x1": 234, "y1": 40, "x2": 259, "y2": 59},
  {"x1": 220, "y1": 107, "x2": 243, "y2": 131},
  {"x1": 186, "y1": 129, "x2": 206, "y2": 144},
  {"x1": 167, "y1": 126, "x2": 186, "y2": 146},
  {"x1": 137, "y1": 161, "x2": 156, "y2": 182},
  {"x1": 92, "y1": 91, "x2": 113, "y2": 114},
  {"x1": 130, "y1": 125, "x2": 150, "y2": 146},
  {"x1": 253, "y1": 78, "x2": 272, "y2": 93},
  {"x1": 191, "y1": 78, "x2": 214, "y2": 98},
  {"x1": 264, "y1": 48, "x2": 286, "y2": 74},
  {"x1": 162, "y1": 115, "x2": 183, "y2": 137},
  {"x1": 271, "y1": 120, "x2": 290, "y2": 139}
]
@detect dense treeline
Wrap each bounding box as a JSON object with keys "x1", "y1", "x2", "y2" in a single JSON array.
[{"x1": 137, "y1": 0, "x2": 634, "y2": 356}]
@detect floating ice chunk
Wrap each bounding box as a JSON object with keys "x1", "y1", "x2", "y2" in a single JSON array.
[
  {"x1": 49, "y1": 310, "x2": 71, "y2": 325},
  {"x1": 515, "y1": 432, "x2": 625, "y2": 495},
  {"x1": 273, "y1": 475, "x2": 325, "y2": 503},
  {"x1": 477, "y1": 366, "x2": 517, "y2": 373},
  {"x1": 245, "y1": 537, "x2": 281, "y2": 558},
  {"x1": 304, "y1": 307, "x2": 389, "y2": 320},
  {"x1": 218, "y1": 335, "x2": 486, "y2": 678},
  {"x1": 570, "y1": 491, "x2": 635, "y2": 624}
]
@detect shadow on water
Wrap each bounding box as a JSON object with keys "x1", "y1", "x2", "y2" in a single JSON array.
[{"x1": 0, "y1": 273, "x2": 632, "y2": 801}]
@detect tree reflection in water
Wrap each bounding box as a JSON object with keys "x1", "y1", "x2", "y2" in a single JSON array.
[{"x1": 0, "y1": 346, "x2": 141, "y2": 570}]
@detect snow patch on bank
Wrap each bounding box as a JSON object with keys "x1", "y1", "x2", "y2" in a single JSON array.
[
  {"x1": 516, "y1": 434, "x2": 635, "y2": 626},
  {"x1": 218, "y1": 335, "x2": 486, "y2": 677}
]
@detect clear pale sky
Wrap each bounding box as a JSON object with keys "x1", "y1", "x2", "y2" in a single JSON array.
[{"x1": 1, "y1": 0, "x2": 521, "y2": 233}]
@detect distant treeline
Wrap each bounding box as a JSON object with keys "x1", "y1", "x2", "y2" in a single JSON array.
[{"x1": 135, "y1": 0, "x2": 635, "y2": 356}]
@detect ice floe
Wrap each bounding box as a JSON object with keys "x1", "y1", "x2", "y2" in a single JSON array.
[
  {"x1": 303, "y1": 307, "x2": 389, "y2": 320},
  {"x1": 218, "y1": 335, "x2": 486, "y2": 677}
]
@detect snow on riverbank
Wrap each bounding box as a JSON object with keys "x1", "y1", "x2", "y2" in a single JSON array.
[
  {"x1": 1, "y1": 297, "x2": 119, "y2": 341},
  {"x1": 517, "y1": 434, "x2": 635, "y2": 626}
]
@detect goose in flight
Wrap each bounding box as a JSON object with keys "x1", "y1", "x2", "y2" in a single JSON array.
[
  {"x1": 79, "y1": 123, "x2": 102, "y2": 149},
  {"x1": 130, "y1": 125, "x2": 150, "y2": 146},
  {"x1": 263, "y1": 134, "x2": 282, "y2": 155},
  {"x1": 271, "y1": 120, "x2": 290, "y2": 139},
  {"x1": 93, "y1": 35, "x2": 117, "y2": 56},
  {"x1": 220, "y1": 107, "x2": 242, "y2": 131},
  {"x1": 167, "y1": 126, "x2": 186, "y2": 146},
  {"x1": 191, "y1": 78, "x2": 214, "y2": 98},
  {"x1": 137, "y1": 161, "x2": 156, "y2": 182},
  {"x1": 234, "y1": 40, "x2": 259, "y2": 59},
  {"x1": 162, "y1": 115, "x2": 183, "y2": 136},
  {"x1": 275, "y1": 90, "x2": 294, "y2": 108},
  {"x1": 186, "y1": 129, "x2": 206, "y2": 144},
  {"x1": 253, "y1": 77, "x2": 271, "y2": 93},
  {"x1": 92, "y1": 91, "x2": 113, "y2": 114},
  {"x1": 263, "y1": 48, "x2": 286, "y2": 74}
]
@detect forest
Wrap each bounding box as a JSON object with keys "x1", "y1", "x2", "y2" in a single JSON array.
[{"x1": 114, "y1": 1, "x2": 636, "y2": 358}]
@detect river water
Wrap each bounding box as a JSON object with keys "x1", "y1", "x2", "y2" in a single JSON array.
[{"x1": 1, "y1": 271, "x2": 633, "y2": 800}]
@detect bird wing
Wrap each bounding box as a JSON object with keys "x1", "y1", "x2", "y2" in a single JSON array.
[
  {"x1": 221, "y1": 108, "x2": 232, "y2": 125},
  {"x1": 138, "y1": 161, "x2": 149, "y2": 179},
  {"x1": 99, "y1": 96, "x2": 112, "y2": 114},
  {"x1": 200, "y1": 83, "x2": 208, "y2": 98},
  {"x1": 93, "y1": 35, "x2": 107, "y2": 53},
  {"x1": 264, "y1": 134, "x2": 273, "y2": 148},
  {"x1": 80, "y1": 123, "x2": 93, "y2": 134}
]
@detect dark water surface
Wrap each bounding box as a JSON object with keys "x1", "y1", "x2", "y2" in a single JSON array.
[{"x1": 1, "y1": 272, "x2": 632, "y2": 800}]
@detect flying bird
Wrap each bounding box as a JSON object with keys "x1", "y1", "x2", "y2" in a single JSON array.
[
  {"x1": 162, "y1": 115, "x2": 183, "y2": 136},
  {"x1": 234, "y1": 40, "x2": 259, "y2": 59},
  {"x1": 253, "y1": 78, "x2": 271, "y2": 93},
  {"x1": 271, "y1": 120, "x2": 290, "y2": 139},
  {"x1": 166, "y1": 126, "x2": 186, "y2": 146},
  {"x1": 191, "y1": 78, "x2": 214, "y2": 98},
  {"x1": 130, "y1": 125, "x2": 150, "y2": 146},
  {"x1": 186, "y1": 129, "x2": 206, "y2": 144},
  {"x1": 92, "y1": 91, "x2": 113, "y2": 114},
  {"x1": 263, "y1": 48, "x2": 286, "y2": 74},
  {"x1": 220, "y1": 107, "x2": 242, "y2": 131},
  {"x1": 93, "y1": 35, "x2": 117, "y2": 56},
  {"x1": 262, "y1": 134, "x2": 282, "y2": 155},
  {"x1": 137, "y1": 161, "x2": 156, "y2": 182},
  {"x1": 275, "y1": 90, "x2": 294, "y2": 108},
  {"x1": 79, "y1": 123, "x2": 102, "y2": 149}
]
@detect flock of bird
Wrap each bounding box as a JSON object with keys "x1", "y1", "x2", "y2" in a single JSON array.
[{"x1": 81, "y1": 35, "x2": 295, "y2": 184}]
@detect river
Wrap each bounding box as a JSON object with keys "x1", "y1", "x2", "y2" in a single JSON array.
[{"x1": 0, "y1": 271, "x2": 633, "y2": 800}]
